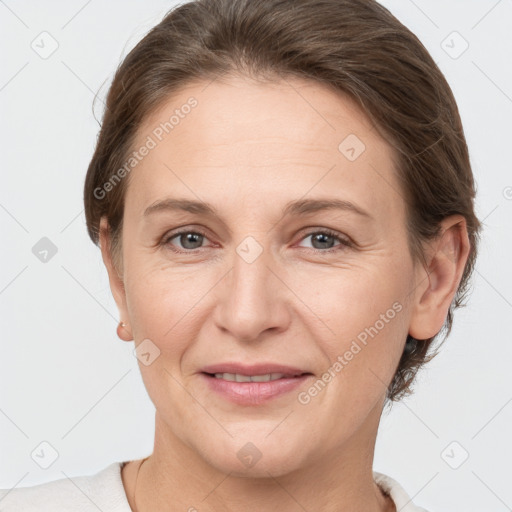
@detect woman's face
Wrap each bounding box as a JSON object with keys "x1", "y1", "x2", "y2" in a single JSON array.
[{"x1": 105, "y1": 75, "x2": 427, "y2": 476}]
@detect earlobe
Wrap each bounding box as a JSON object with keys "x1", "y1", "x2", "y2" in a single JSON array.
[
  {"x1": 408, "y1": 215, "x2": 470, "y2": 340},
  {"x1": 117, "y1": 321, "x2": 133, "y2": 342}
]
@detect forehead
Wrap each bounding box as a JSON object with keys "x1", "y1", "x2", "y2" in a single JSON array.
[{"x1": 126, "y1": 75, "x2": 403, "y2": 223}]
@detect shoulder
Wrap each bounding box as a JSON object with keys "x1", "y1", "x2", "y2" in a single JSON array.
[
  {"x1": 0, "y1": 461, "x2": 131, "y2": 512},
  {"x1": 373, "y1": 471, "x2": 431, "y2": 512}
]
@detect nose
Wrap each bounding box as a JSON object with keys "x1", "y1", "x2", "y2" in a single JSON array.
[{"x1": 213, "y1": 239, "x2": 292, "y2": 343}]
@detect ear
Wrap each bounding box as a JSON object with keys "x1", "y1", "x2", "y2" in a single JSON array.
[
  {"x1": 408, "y1": 214, "x2": 471, "y2": 340},
  {"x1": 99, "y1": 216, "x2": 133, "y2": 341}
]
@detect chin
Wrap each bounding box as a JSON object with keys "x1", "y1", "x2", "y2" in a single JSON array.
[{"x1": 196, "y1": 433, "x2": 310, "y2": 478}]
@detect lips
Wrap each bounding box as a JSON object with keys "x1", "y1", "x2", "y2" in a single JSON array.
[
  {"x1": 199, "y1": 362, "x2": 313, "y2": 405},
  {"x1": 199, "y1": 363, "x2": 313, "y2": 405}
]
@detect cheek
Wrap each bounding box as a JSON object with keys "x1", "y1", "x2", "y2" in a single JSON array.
[
  {"x1": 293, "y1": 265, "x2": 409, "y2": 400},
  {"x1": 123, "y1": 259, "x2": 214, "y2": 354},
  {"x1": 289, "y1": 262, "x2": 407, "y2": 340},
  {"x1": 300, "y1": 294, "x2": 408, "y2": 442}
]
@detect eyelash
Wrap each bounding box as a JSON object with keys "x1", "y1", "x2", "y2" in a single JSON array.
[{"x1": 161, "y1": 227, "x2": 353, "y2": 254}]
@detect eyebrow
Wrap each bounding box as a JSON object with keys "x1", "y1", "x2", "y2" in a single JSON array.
[{"x1": 143, "y1": 197, "x2": 373, "y2": 220}]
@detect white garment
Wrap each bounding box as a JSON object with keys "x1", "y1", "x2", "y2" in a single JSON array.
[{"x1": 0, "y1": 461, "x2": 430, "y2": 511}]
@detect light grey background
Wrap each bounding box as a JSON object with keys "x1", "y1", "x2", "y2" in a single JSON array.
[{"x1": 1, "y1": 1, "x2": 511, "y2": 510}]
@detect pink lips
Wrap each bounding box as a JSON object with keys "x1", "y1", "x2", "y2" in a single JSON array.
[{"x1": 200, "y1": 362, "x2": 313, "y2": 405}]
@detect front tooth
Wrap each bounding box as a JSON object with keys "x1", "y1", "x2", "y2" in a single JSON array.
[
  {"x1": 250, "y1": 374, "x2": 271, "y2": 382},
  {"x1": 213, "y1": 373, "x2": 287, "y2": 382}
]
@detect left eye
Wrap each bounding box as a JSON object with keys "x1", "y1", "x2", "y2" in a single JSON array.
[{"x1": 297, "y1": 230, "x2": 352, "y2": 251}]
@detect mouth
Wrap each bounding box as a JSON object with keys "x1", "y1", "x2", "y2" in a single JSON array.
[{"x1": 199, "y1": 363, "x2": 313, "y2": 405}]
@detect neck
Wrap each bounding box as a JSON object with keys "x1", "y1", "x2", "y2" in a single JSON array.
[{"x1": 128, "y1": 402, "x2": 394, "y2": 512}]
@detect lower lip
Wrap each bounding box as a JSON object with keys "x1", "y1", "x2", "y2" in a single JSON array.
[{"x1": 200, "y1": 373, "x2": 312, "y2": 405}]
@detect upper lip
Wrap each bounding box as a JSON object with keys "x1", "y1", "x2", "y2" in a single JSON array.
[{"x1": 201, "y1": 362, "x2": 310, "y2": 377}]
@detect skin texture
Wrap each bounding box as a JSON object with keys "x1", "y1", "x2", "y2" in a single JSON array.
[{"x1": 100, "y1": 75, "x2": 470, "y2": 511}]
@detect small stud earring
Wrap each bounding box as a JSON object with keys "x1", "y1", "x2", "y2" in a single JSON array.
[{"x1": 117, "y1": 321, "x2": 132, "y2": 341}]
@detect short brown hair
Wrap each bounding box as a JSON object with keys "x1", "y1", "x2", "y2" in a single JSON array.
[{"x1": 84, "y1": 0, "x2": 481, "y2": 402}]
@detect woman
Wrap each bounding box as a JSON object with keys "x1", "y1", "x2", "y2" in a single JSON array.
[{"x1": 0, "y1": 0, "x2": 480, "y2": 510}]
